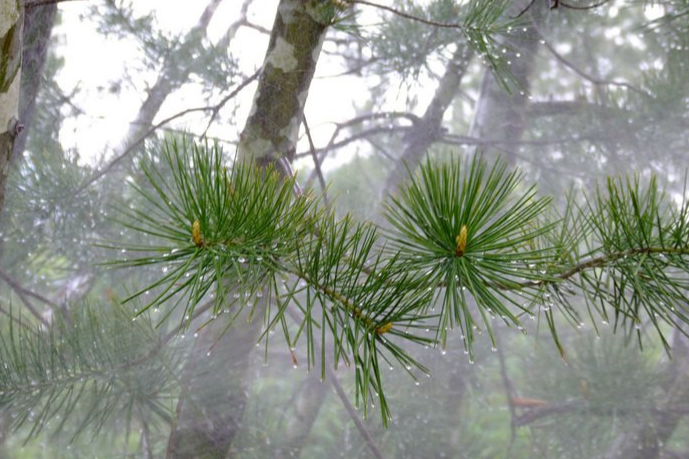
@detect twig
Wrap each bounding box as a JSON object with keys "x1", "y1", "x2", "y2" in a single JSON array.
[
  {"x1": 24, "y1": 0, "x2": 88, "y2": 7},
  {"x1": 285, "y1": 307, "x2": 385, "y2": 459},
  {"x1": 344, "y1": 0, "x2": 464, "y2": 30},
  {"x1": 74, "y1": 71, "x2": 259, "y2": 195},
  {"x1": 559, "y1": 0, "x2": 610, "y2": 11},
  {"x1": 201, "y1": 70, "x2": 260, "y2": 137},
  {"x1": 536, "y1": 29, "x2": 649, "y2": 97},
  {"x1": 0, "y1": 302, "x2": 38, "y2": 333},
  {"x1": 302, "y1": 115, "x2": 330, "y2": 207},
  {"x1": 0, "y1": 267, "x2": 60, "y2": 309},
  {"x1": 0, "y1": 268, "x2": 55, "y2": 327},
  {"x1": 326, "y1": 363, "x2": 385, "y2": 459}
]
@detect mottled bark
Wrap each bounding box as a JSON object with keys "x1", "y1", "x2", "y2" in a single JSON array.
[
  {"x1": 468, "y1": 4, "x2": 544, "y2": 166},
  {"x1": 0, "y1": 0, "x2": 23, "y2": 224},
  {"x1": 11, "y1": 2, "x2": 57, "y2": 159},
  {"x1": 166, "y1": 1, "x2": 330, "y2": 458},
  {"x1": 237, "y1": 0, "x2": 328, "y2": 167},
  {"x1": 604, "y1": 327, "x2": 689, "y2": 459},
  {"x1": 383, "y1": 43, "x2": 473, "y2": 195}
]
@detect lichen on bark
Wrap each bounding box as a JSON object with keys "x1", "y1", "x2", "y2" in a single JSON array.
[
  {"x1": 237, "y1": 0, "x2": 329, "y2": 166},
  {"x1": 0, "y1": 0, "x2": 23, "y2": 224}
]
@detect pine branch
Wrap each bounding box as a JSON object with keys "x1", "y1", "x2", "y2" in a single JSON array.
[
  {"x1": 0, "y1": 302, "x2": 177, "y2": 440},
  {"x1": 107, "y1": 139, "x2": 689, "y2": 423}
]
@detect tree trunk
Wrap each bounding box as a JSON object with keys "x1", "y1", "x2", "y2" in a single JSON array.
[
  {"x1": 468, "y1": 4, "x2": 544, "y2": 166},
  {"x1": 604, "y1": 327, "x2": 689, "y2": 459},
  {"x1": 276, "y1": 373, "x2": 330, "y2": 458},
  {"x1": 119, "y1": 0, "x2": 226, "y2": 157},
  {"x1": 0, "y1": 0, "x2": 23, "y2": 224},
  {"x1": 383, "y1": 43, "x2": 473, "y2": 196},
  {"x1": 236, "y1": 0, "x2": 328, "y2": 166},
  {"x1": 165, "y1": 2, "x2": 330, "y2": 458},
  {"x1": 11, "y1": 2, "x2": 57, "y2": 159}
]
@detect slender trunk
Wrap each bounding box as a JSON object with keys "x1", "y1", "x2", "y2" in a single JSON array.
[
  {"x1": 0, "y1": 0, "x2": 24, "y2": 224},
  {"x1": 165, "y1": 308, "x2": 263, "y2": 459},
  {"x1": 468, "y1": 4, "x2": 544, "y2": 166},
  {"x1": 604, "y1": 327, "x2": 689, "y2": 459},
  {"x1": 276, "y1": 373, "x2": 330, "y2": 458},
  {"x1": 166, "y1": 2, "x2": 330, "y2": 458},
  {"x1": 119, "y1": 0, "x2": 225, "y2": 154},
  {"x1": 11, "y1": 2, "x2": 57, "y2": 159},
  {"x1": 383, "y1": 43, "x2": 473, "y2": 196}
]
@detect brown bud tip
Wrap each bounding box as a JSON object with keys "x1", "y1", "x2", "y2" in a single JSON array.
[
  {"x1": 376, "y1": 322, "x2": 393, "y2": 335},
  {"x1": 455, "y1": 225, "x2": 468, "y2": 257},
  {"x1": 191, "y1": 220, "x2": 203, "y2": 247}
]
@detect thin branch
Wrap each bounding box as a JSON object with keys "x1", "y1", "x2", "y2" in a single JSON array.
[
  {"x1": 344, "y1": 0, "x2": 464, "y2": 30},
  {"x1": 536, "y1": 30, "x2": 649, "y2": 97},
  {"x1": 74, "y1": 71, "x2": 259, "y2": 195},
  {"x1": 0, "y1": 268, "x2": 56, "y2": 327},
  {"x1": 296, "y1": 126, "x2": 410, "y2": 160},
  {"x1": 201, "y1": 70, "x2": 260, "y2": 137},
  {"x1": 285, "y1": 307, "x2": 385, "y2": 459},
  {"x1": 23, "y1": 0, "x2": 88, "y2": 7},
  {"x1": 559, "y1": 0, "x2": 611, "y2": 11},
  {"x1": 0, "y1": 302, "x2": 38, "y2": 333},
  {"x1": 326, "y1": 363, "x2": 386, "y2": 459},
  {"x1": 302, "y1": 115, "x2": 330, "y2": 207},
  {"x1": 0, "y1": 267, "x2": 60, "y2": 309}
]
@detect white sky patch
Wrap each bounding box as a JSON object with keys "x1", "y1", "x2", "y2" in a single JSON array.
[{"x1": 644, "y1": 4, "x2": 665, "y2": 21}]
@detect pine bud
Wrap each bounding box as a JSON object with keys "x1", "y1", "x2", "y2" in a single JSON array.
[
  {"x1": 455, "y1": 225, "x2": 468, "y2": 257},
  {"x1": 191, "y1": 220, "x2": 203, "y2": 247}
]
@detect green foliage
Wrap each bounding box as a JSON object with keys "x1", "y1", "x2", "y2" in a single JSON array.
[
  {"x1": 369, "y1": 0, "x2": 517, "y2": 87},
  {"x1": 0, "y1": 302, "x2": 176, "y2": 441},
  {"x1": 385, "y1": 157, "x2": 554, "y2": 354},
  {"x1": 107, "y1": 139, "x2": 689, "y2": 425}
]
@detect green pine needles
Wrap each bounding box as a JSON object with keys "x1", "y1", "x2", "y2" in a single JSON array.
[
  {"x1": 104, "y1": 139, "x2": 689, "y2": 424},
  {"x1": 0, "y1": 302, "x2": 176, "y2": 441}
]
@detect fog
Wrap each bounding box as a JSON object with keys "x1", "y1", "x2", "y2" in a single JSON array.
[{"x1": 0, "y1": 0, "x2": 688, "y2": 458}]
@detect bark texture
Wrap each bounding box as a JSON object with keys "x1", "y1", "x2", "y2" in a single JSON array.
[
  {"x1": 237, "y1": 0, "x2": 328, "y2": 167},
  {"x1": 0, "y1": 0, "x2": 23, "y2": 224},
  {"x1": 166, "y1": 1, "x2": 330, "y2": 457},
  {"x1": 11, "y1": 2, "x2": 57, "y2": 159},
  {"x1": 165, "y1": 309, "x2": 263, "y2": 459}
]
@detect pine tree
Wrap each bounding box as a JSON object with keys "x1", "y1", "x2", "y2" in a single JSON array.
[{"x1": 1, "y1": 1, "x2": 689, "y2": 458}]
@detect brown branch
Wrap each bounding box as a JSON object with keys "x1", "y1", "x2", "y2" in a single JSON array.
[
  {"x1": 0, "y1": 302, "x2": 38, "y2": 333},
  {"x1": 74, "y1": 71, "x2": 259, "y2": 195},
  {"x1": 302, "y1": 115, "x2": 330, "y2": 207},
  {"x1": 559, "y1": 0, "x2": 611, "y2": 11},
  {"x1": 536, "y1": 29, "x2": 650, "y2": 97},
  {"x1": 297, "y1": 125, "x2": 410, "y2": 160},
  {"x1": 521, "y1": 246, "x2": 689, "y2": 290},
  {"x1": 0, "y1": 267, "x2": 60, "y2": 309},
  {"x1": 23, "y1": 0, "x2": 89, "y2": 8},
  {"x1": 344, "y1": 0, "x2": 464, "y2": 30},
  {"x1": 0, "y1": 267, "x2": 55, "y2": 327}
]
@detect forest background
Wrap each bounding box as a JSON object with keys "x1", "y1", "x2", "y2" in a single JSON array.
[{"x1": 0, "y1": 0, "x2": 689, "y2": 458}]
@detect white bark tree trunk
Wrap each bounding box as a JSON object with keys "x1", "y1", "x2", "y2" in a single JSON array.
[
  {"x1": 0, "y1": 0, "x2": 23, "y2": 224},
  {"x1": 165, "y1": 2, "x2": 330, "y2": 458}
]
